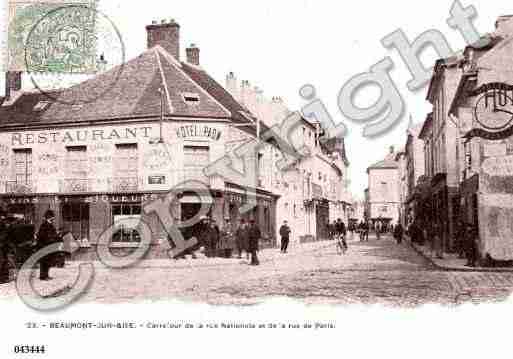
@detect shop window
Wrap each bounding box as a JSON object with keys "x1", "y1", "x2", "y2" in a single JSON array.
[
  {"x1": 13, "y1": 148, "x2": 32, "y2": 185},
  {"x1": 111, "y1": 203, "x2": 142, "y2": 243},
  {"x1": 61, "y1": 203, "x2": 89, "y2": 241}
]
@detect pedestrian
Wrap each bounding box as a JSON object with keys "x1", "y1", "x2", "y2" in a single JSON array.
[
  {"x1": 430, "y1": 222, "x2": 443, "y2": 259},
  {"x1": 454, "y1": 221, "x2": 465, "y2": 259},
  {"x1": 279, "y1": 220, "x2": 291, "y2": 253},
  {"x1": 247, "y1": 219, "x2": 261, "y2": 265},
  {"x1": 36, "y1": 209, "x2": 60, "y2": 281},
  {"x1": 335, "y1": 218, "x2": 347, "y2": 254},
  {"x1": 220, "y1": 218, "x2": 236, "y2": 258},
  {"x1": 235, "y1": 219, "x2": 247, "y2": 259},
  {"x1": 360, "y1": 221, "x2": 369, "y2": 241},
  {"x1": 464, "y1": 223, "x2": 478, "y2": 267},
  {"x1": 204, "y1": 219, "x2": 219, "y2": 258},
  {"x1": 393, "y1": 222, "x2": 403, "y2": 244}
]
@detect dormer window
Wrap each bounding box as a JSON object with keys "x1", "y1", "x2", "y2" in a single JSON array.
[
  {"x1": 182, "y1": 92, "x2": 200, "y2": 105},
  {"x1": 33, "y1": 101, "x2": 50, "y2": 111}
]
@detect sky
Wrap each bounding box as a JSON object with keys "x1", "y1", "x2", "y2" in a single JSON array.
[{"x1": 1, "y1": 0, "x2": 510, "y2": 200}]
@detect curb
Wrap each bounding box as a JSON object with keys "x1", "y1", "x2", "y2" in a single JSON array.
[{"x1": 404, "y1": 236, "x2": 513, "y2": 273}]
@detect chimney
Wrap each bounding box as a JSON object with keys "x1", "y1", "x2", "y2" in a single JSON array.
[
  {"x1": 5, "y1": 71, "x2": 22, "y2": 101},
  {"x1": 225, "y1": 72, "x2": 238, "y2": 99},
  {"x1": 186, "y1": 43, "x2": 200, "y2": 65},
  {"x1": 146, "y1": 19, "x2": 180, "y2": 60}
]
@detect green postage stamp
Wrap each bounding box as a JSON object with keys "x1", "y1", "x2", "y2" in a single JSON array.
[{"x1": 7, "y1": 0, "x2": 98, "y2": 73}]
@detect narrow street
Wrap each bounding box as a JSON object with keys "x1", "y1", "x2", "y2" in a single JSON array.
[{"x1": 2, "y1": 234, "x2": 513, "y2": 306}]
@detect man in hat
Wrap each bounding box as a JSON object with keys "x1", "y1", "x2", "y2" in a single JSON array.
[
  {"x1": 220, "y1": 217, "x2": 235, "y2": 258},
  {"x1": 279, "y1": 220, "x2": 291, "y2": 254},
  {"x1": 247, "y1": 219, "x2": 261, "y2": 265},
  {"x1": 37, "y1": 209, "x2": 59, "y2": 280}
]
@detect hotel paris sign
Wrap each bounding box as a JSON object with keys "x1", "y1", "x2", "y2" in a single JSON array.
[{"x1": 470, "y1": 83, "x2": 513, "y2": 140}]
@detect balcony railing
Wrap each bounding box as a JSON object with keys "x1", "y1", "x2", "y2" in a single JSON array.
[
  {"x1": 5, "y1": 181, "x2": 34, "y2": 194},
  {"x1": 60, "y1": 178, "x2": 91, "y2": 193}
]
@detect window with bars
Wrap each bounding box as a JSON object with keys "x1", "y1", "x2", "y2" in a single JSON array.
[{"x1": 13, "y1": 149, "x2": 32, "y2": 185}]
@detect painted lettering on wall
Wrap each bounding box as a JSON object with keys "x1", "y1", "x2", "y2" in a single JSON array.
[
  {"x1": 0, "y1": 143, "x2": 9, "y2": 172},
  {"x1": 175, "y1": 125, "x2": 221, "y2": 140},
  {"x1": 37, "y1": 153, "x2": 59, "y2": 175},
  {"x1": 11, "y1": 127, "x2": 153, "y2": 146},
  {"x1": 482, "y1": 155, "x2": 513, "y2": 177},
  {"x1": 143, "y1": 148, "x2": 170, "y2": 171}
]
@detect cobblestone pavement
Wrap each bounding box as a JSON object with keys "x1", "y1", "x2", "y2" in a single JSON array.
[{"x1": 1, "y1": 234, "x2": 513, "y2": 306}]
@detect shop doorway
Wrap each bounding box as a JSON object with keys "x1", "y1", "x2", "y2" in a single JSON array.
[{"x1": 180, "y1": 203, "x2": 204, "y2": 241}]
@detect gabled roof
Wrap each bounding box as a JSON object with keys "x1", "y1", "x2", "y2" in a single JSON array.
[{"x1": 0, "y1": 45, "x2": 264, "y2": 136}]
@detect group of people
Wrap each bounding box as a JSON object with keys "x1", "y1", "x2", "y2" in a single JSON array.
[
  {"x1": 181, "y1": 217, "x2": 262, "y2": 265},
  {"x1": 0, "y1": 209, "x2": 63, "y2": 282}
]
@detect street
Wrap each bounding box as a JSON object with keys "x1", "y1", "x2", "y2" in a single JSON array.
[{"x1": 1, "y1": 234, "x2": 513, "y2": 306}]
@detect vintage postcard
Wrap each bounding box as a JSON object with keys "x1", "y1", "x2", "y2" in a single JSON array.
[{"x1": 0, "y1": 0, "x2": 512, "y2": 357}]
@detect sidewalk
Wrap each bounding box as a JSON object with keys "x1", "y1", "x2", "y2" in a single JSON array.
[{"x1": 405, "y1": 236, "x2": 513, "y2": 272}]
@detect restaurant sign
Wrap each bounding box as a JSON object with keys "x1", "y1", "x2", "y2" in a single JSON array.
[{"x1": 469, "y1": 83, "x2": 513, "y2": 140}]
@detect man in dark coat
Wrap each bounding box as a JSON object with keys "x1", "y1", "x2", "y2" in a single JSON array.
[
  {"x1": 235, "y1": 219, "x2": 248, "y2": 259},
  {"x1": 204, "y1": 219, "x2": 220, "y2": 258},
  {"x1": 247, "y1": 219, "x2": 261, "y2": 265},
  {"x1": 393, "y1": 222, "x2": 403, "y2": 244},
  {"x1": 279, "y1": 220, "x2": 291, "y2": 254},
  {"x1": 464, "y1": 223, "x2": 478, "y2": 267},
  {"x1": 361, "y1": 221, "x2": 369, "y2": 241},
  {"x1": 37, "y1": 209, "x2": 59, "y2": 281}
]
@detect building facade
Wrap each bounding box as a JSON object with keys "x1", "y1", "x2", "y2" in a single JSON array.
[
  {"x1": 225, "y1": 73, "x2": 351, "y2": 246},
  {"x1": 366, "y1": 146, "x2": 400, "y2": 227},
  {"x1": 0, "y1": 19, "x2": 351, "y2": 258},
  {"x1": 423, "y1": 56, "x2": 463, "y2": 252},
  {"x1": 449, "y1": 16, "x2": 513, "y2": 262},
  {"x1": 0, "y1": 20, "x2": 284, "y2": 258},
  {"x1": 404, "y1": 121, "x2": 425, "y2": 225}
]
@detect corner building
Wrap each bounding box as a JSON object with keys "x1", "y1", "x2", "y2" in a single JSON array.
[{"x1": 0, "y1": 20, "x2": 281, "y2": 258}]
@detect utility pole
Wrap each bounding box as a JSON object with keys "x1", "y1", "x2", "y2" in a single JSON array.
[{"x1": 158, "y1": 87, "x2": 164, "y2": 143}]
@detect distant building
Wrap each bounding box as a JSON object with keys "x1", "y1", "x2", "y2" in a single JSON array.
[{"x1": 366, "y1": 146, "x2": 400, "y2": 226}]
